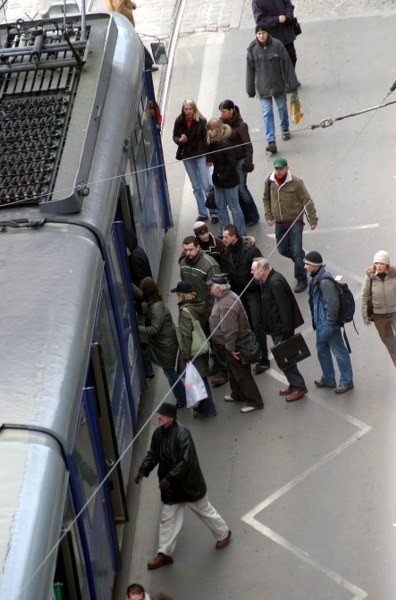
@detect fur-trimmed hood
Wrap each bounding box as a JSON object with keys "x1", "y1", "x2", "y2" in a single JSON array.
[{"x1": 365, "y1": 265, "x2": 396, "y2": 277}]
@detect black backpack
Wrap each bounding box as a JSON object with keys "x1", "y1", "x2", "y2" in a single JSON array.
[{"x1": 318, "y1": 276, "x2": 358, "y2": 352}]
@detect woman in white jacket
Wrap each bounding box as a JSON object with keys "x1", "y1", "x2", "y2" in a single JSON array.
[{"x1": 361, "y1": 250, "x2": 396, "y2": 366}]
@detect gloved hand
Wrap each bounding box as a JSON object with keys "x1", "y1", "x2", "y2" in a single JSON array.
[
  {"x1": 159, "y1": 478, "x2": 170, "y2": 490},
  {"x1": 134, "y1": 472, "x2": 144, "y2": 484},
  {"x1": 242, "y1": 163, "x2": 254, "y2": 173}
]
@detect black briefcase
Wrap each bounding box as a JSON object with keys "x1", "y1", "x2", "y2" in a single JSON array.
[{"x1": 271, "y1": 333, "x2": 311, "y2": 370}]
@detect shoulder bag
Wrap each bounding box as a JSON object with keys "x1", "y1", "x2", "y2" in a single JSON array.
[
  {"x1": 236, "y1": 330, "x2": 262, "y2": 365},
  {"x1": 177, "y1": 308, "x2": 209, "y2": 358}
]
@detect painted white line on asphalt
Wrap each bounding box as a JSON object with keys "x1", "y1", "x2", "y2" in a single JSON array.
[
  {"x1": 266, "y1": 223, "x2": 379, "y2": 239},
  {"x1": 242, "y1": 412, "x2": 371, "y2": 599}
]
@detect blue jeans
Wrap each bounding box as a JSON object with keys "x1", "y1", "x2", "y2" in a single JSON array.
[
  {"x1": 195, "y1": 377, "x2": 217, "y2": 416},
  {"x1": 214, "y1": 184, "x2": 246, "y2": 237},
  {"x1": 315, "y1": 322, "x2": 353, "y2": 386},
  {"x1": 259, "y1": 95, "x2": 289, "y2": 143},
  {"x1": 275, "y1": 221, "x2": 306, "y2": 282},
  {"x1": 183, "y1": 156, "x2": 217, "y2": 218},
  {"x1": 163, "y1": 367, "x2": 187, "y2": 406},
  {"x1": 236, "y1": 159, "x2": 260, "y2": 225}
]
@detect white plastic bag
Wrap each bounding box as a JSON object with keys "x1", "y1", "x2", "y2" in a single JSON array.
[{"x1": 185, "y1": 362, "x2": 207, "y2": 407}]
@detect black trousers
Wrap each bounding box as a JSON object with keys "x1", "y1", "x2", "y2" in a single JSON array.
[
  {"x1": 272, "y1": 335, "x2": 306, "y2": 389},
  {"x1": 242, "y1": 291, "x2": 269, "y2": 364},
  {"x1": 225, "y1": 349, "x2": 264, "y2": 407}
]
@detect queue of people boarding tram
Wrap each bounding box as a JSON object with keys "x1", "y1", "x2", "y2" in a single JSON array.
[{"x1": 119, "y1": 12, "x2": 396, "y2": 593}]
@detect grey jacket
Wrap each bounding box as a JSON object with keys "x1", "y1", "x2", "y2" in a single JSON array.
[
  {"x1": 246, "y1": 35, "x2": 299, "y2": 98},
  {"x1": 209, "y1": 289, "x2": 251, "y2": 352}
]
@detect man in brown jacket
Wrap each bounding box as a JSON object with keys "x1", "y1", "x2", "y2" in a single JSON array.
[{"x1": 263, "y1": 157, "x2": 318, "y2": 293}]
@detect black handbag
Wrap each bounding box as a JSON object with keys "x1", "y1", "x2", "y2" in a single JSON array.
[
  {"x1": 292, "y1": 18, "x2": 302, "y2": 36},
  {"x1": 367, "y1": 278, "x2": 374, "y2": 321},
  {"x1": 236, "y1": 330, "x2": 262, "y2": 365},
  {"x1": 205, "y1": 186, "x2": 216, "y2": 209},
  {"x1": 271, "y1": 333, "x2": 310, "y2": 370}
]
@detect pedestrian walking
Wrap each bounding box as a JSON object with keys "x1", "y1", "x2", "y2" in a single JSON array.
[
  {"x1": 209, "y1": 273, "x2": 265, "y2": 413},
  {"x1": 246, "y1": 23, "x2": 300, "y2": 153},
  {"x1": 173, "y1": 99, "x2": 218, "y2": 222},
  {"x1": 206, "y1": 118, "x2": 246, "y2": 237},
  {"x1": 304, "y1": 251, "x2": 354, "y2": 394},
  {"x1": 222, "y1": 224, "x2": 270, "y2": 373},
  {"x1": 251, "y1": 0, "x2": 299, "y2": 67},
  {"x1": 171, "y1": 280, "x2": 217, "y2": 418},
  {"x1": 134, "y1": 278, "x2": 187, "y2": 407},
  {"x1": 134, "y1": 402, "x2": 231, "y2": 570},
  {"x1": 263, "y1": 157, "x2": 318, "y2": 293},
  {"x1": 251, "y1": 258, "x2": 307, "y2": 401},
  {"x1": 361, "y1": 250, "x2": 396, "y2": 366},
  {"x1": 219, "y1": 99, "x2": 260, "y2": 227}
]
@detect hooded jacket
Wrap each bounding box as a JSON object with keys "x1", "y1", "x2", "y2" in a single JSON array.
[
  {"x1": 138, "y1": 420, "x2": 207, "y2": 504},
  {"x1": 263, "y1": 170, "x2": 318, "y2": 225},
  {"x1": 179, "y1": 249, "x2": 220, "y2": 314},
  {"x1": 125, "y1": 228, "x2": 152, "y2": 286},
  {"x1": 208, "y1": 125, "x2": 240, "y2": 189},
  {"x1": 361, "y1": 265, "x2": 396, "y2": 323},
  {"x1": 220, "y1": 111, "x2": 254, "y2": 168},
  {"x1": 308, "y1": 266, "x2": 341, "y2": 329},
  {"x1": 246, "y1": 35, "x2": 299, "y2": 98}
]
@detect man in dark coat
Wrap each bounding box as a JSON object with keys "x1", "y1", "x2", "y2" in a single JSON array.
[
  {"x1": 246, "y1": 23, "x2": 300, "y2": 154},
  {"x1": 223, "y1": 224, "x2": 270, "y2": 374},
  {"x1": 252, "y1": 0, "x2": 298, "y2": 66},
  {"x1": 251, "y1": 258, "x2": 307, "y2": 401},
  {"x1": 124, "y1": 228, "x2": 152, "y2": 286},
  {"x1": 135, "y1": 403, "x2": 231, "y2": 569}
]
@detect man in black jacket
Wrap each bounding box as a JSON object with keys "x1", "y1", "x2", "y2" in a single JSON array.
[
  {"x1": 251, "y1": 258, "x2": 307, "y2": 401},
  {"x1": 135, "y1": 403, "x2": 231, "y2": 569},
  {"x1": 223, "y1": 224, "x2": 270, "y2": 373}
]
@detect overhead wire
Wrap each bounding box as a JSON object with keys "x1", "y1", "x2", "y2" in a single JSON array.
[{"x1": 10, "y1": 80, "x2": 396, "y2": 598}]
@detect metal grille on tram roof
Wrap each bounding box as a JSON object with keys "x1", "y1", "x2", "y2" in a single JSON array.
[{"x1": 0, "y1": 21, "x2": 89, "y2": 208}]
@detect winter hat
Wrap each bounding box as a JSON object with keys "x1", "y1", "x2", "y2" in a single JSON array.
[
  {"x1": 208, "y1": 273, "x2": 229, "y2": 285},
  {"x1": 193, "y1": 221, "x2": 209, "y2": 236},
  {"x1": 373, "y1": 250, "x2": 390, "y2": 265},
  {"x1": 303, "y1": 251, "x2": 323, "y2": 267},
  {"x1": 170, "y1": 281, "x2": 194, "y2": 293},
  {"x1": 157, "y1": 402, "x2": 177, "y2": 418},
  {"x1": 256, "y1": 22, "x2": 270, "y2": 34}
]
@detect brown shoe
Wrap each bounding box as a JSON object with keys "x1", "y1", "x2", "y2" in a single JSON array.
[
  {"x1": 211, "y1": 373, "x2": 229, "y2": 387},
  {"x1": 279, "y1": 386, "x2": 292, "y2": 396},
  {"x1": 147, "y1": 553, "x2": 173, "y2": 570},
  {"x1": 216, "y1": 530, "x2": 232, "y2": 549},
  {"x1": 285, "y1": 388, "x2": 307, "y2": 402}
]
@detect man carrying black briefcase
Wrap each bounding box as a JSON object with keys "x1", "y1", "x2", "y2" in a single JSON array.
[{"x1": 251, "y1": 257, "x2": 308, "y2": 401}]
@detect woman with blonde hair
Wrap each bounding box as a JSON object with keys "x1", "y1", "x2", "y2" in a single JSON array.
[
  {"x1": 361, "y1": 250, "x2": 396, "y2": 366},
  {"x1": 207, "y1": 118, "x2": 246, "y2": 238},
  {"x1": 173, "y1": 99, "x2": 218, "y2": 223}
]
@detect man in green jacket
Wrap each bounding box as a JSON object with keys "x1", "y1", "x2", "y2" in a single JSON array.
[{"x1": 263, "y1": 157, "x2": 318, "y2": 293}]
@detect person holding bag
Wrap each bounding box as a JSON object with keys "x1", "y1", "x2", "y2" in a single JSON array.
[
  {"x1": 361, "y1": 250, "x2": 396, "y2": 367},
  {"x1": 134, "y1": 278, "x2": 187, "y2": 408},
  {"x1": 171, "y1": 281, "x2": 217, "y2": 418}
]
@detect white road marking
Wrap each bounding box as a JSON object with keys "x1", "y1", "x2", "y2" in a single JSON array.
[{"x1": 242, "y1": 401, "x2": 371, "y2": 600}]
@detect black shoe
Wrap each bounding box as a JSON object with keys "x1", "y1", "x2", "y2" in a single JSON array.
[
  {"x1": 266, "y1": 142, "x2": 277, "y2": 154},
  {"x1": 294, "y1": 280, "x2": 308, "y2": 293},
  {"x1": 198, "y1": 215, "x2": 209, "y2": 221},
  {"x1": 253, "y1": 362, "x2": 270, "y2": 374},
  {"x1": 282, "y1": 130, "x2": 291, "y2": 141},
  {"x1": 146, "y1": 65, "x2": 159, "y2": 72},
  {"x1": 211, "y1": 216, "x2": 219, "y2": 224}
]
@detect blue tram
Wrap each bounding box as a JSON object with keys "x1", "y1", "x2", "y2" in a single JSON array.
[{"x1": 0, "y1": 11, "x2": 171, "y2": 600}]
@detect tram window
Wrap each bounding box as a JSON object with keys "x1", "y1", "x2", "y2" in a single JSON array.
[
  {"x1": 96, "y1": 296, "x2": 117, "y2": 397},
  {"x1": 133, "y1": 120, "x2": 148, "y2": 199},
  {"x1": 75, "y1": 405, "x2": 100, "y2": 525},
  {"x1": 108, "y1": 232, "x2": 127, "y2": 315},
  {"x1": 141, "y1": 98, "x2": 154, "y2": 166}
]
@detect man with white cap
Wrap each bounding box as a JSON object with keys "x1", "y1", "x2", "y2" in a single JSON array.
[
  {"x1": 361, "y1": 250, "x2": 396, "y2": 366},
  {"x1": 304, "y1": 251, "x2": 354, "y2": 394},
  {"x1": 135, "y1": 403, "x2": 231, "y2": 570}
]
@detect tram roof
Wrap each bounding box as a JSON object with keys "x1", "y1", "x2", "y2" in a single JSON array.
[{"x1": 0, "y1": 226, "x2": 103, "y2": 451}]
